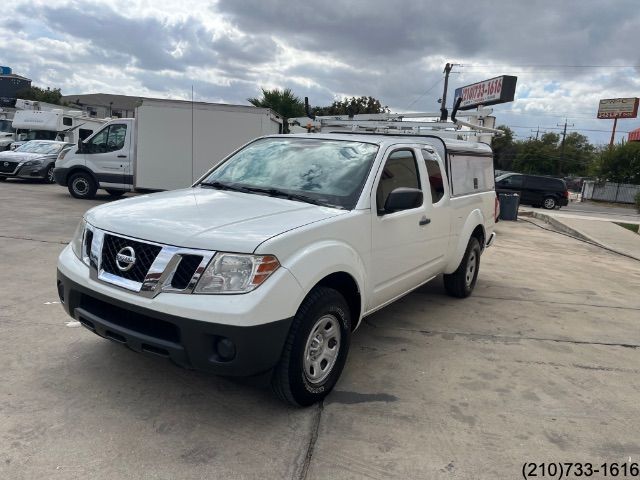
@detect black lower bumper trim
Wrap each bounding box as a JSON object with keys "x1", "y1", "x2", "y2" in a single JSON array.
[
  {"x1": 53, "y1": 167, "x2": 70, "y2": 186},
  {"x1": 57, "y1": 270, "x2": 292, "y2": 376}
]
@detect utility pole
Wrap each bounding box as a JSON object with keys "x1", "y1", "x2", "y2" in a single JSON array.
[
  {"x1": 439, "y1": 63, "x2": 453, "y2": 121},
  {"x1": 556, "y1": 118, "x2": 574, "y2": 176},
  {"x1": 609, "y1": 117, "x2": 618, "y2": 148},
  {"x1": 531, "y1": 126, "x2": 540, "y2": 140},
  {"x1": 439, "y1": 63, "x2": 461, "y2": 121}
]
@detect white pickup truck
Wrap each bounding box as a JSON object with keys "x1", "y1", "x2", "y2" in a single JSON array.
[{"x1": 57, "y1": 132, "x2": 497, "y2": 406}]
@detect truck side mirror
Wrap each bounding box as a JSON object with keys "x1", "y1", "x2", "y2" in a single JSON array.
[
  {"x1": 383, "y1": 187, "x2": 423, "y2": 213},
  {"x1": 77, "y1": 139, "x2": 83, "y2": 153}
]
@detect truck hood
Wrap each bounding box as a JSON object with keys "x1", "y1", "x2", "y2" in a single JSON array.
[{"x1": 86, "y1": 187, "x2": 346, "y2": 252}]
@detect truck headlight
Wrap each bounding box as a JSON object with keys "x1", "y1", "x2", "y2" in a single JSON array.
[
  {"x1": 194, "y1": 253, "x2": 280, "y2": 294},
  {"x1": 71, "y1": 218, "x2": 86, "y2": 260},
  {"x1": 58, "y1": 149, "x2": 71, "y2": 162}
]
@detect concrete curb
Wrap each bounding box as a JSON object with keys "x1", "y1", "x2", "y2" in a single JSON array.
[{"x1": 520, "y1": 210, "x2": 640, "y2": 261}]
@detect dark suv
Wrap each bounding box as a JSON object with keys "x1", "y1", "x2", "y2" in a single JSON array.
[{"x1": 495, "y1": 173, "x2": 569, "y2": 209}]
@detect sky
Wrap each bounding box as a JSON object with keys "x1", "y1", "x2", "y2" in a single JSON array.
[{"x1": 2, "y1": 0, "x2": 639, "y2": 145}]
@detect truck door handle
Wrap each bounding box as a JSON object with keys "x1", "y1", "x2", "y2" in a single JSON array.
[
  {"x1": 419, "y1": 216, "x2": 431, "y2": 226},
  {"x1": 117, "y1": 155, "x2": 127, "y2": 158}
]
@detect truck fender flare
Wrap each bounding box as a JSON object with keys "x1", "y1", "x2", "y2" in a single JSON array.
[
  {"x1": 62, "y1": 166, "x2": 99, "y2": 187},
  {"x1": 281, "y1": 240, "x2": 367, "y2": 325},
  {"x1": 444, "y1": 209, "x2": 486, "y2": 274}
]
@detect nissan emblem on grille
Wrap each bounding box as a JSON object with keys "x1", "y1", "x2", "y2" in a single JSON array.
[
  {"x1": 116, "y1": 246, "x2": 136, "y2": 272},
  {"x1": 3, "y1": 162, "x2": 8, "y2": 167}
]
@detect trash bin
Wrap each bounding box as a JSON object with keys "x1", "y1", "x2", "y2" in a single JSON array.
[{"x1": 498, "y1": 193, "x2": 520, "y2": 221}]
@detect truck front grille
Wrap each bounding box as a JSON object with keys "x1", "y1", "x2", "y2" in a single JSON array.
[
  {"x1": 170, "y1": 255, "x2": 204, "y2": 290},
  {"x1": 86, "y1": 225, "x2": 215, "y2": 297},
  {"x1": 101, "y1": 234, "x2": 162, "y2": 283}
]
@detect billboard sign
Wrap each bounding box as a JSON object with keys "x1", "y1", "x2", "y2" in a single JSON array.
[
  {"x1": 454, "y1": 75, "x2": 517, "y2": 110},
  {"x1": 597, "y1": 98, "x2": 639, "y2": 119}
]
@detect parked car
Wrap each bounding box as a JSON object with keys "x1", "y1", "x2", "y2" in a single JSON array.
[
  {"x1": 495, "y1": 173, "x2": 569, "y2": 209},
  {"x1": 0, "y1": 140, "x2": 74, "y2": 183},
  {"x1": 56, "y1": 133, "x2": 498, "y2": 406}
]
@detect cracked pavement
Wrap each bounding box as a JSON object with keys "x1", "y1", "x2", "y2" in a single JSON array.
[{"x1": 1, "y1": 182, "x2": 639, "y2": 479}]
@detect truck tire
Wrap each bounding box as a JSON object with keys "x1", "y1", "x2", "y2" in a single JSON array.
[
  {"x1": 68, "y1": 172, "x2": 97, "y2": 199},
  {"x1": 444, "y1": 237, "x2": 481, "y2": 298},
  {"x1": 105, "y1": 189, "x2": 125, "y2": 199},
  {"x1": 271, "y1": 287, "x2": 351, "y2": 407}
]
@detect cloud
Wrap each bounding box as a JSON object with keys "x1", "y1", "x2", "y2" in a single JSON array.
[{"x1": 3, "y1": 0, "x2": 640, "y2": 144}]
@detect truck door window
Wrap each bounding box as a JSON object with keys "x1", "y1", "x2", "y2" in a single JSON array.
[
  {"x1": 85, "y1": 125, "x2": 126, "y2": 154},
  {"x1": 107, "y1": 124, "x2": 127, "y2": 151},
  {"x1": 376, "y1": 149, "x2": 420, "y2": 214},
  {"x1": 422, "y1": 150, "x2": 445, "y2": 203}
]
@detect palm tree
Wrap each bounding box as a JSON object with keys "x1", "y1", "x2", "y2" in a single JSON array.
[{"x1": 248, "y1": 88, "x2": 305, "y2": 132}]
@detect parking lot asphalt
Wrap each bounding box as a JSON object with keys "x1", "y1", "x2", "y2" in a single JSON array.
[{"x1": 2, "y1": 181, "x2": 640, "y2": 480}]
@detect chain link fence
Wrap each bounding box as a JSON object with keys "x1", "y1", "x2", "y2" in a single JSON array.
[{"x1": 581, "y1": 181, "x2": 640, "y2": 204}]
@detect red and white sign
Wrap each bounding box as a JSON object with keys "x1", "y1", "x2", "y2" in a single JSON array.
[
  {"x1": 597, "y1": 97, "x2": 639, "y2": 119},
  {"x1": 454, "y1": 76, "x2": 517, "y2": 110}
]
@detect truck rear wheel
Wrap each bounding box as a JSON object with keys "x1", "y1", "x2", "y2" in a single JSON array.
[
  {"x1": 444, "y1": 237, "x2": 481, "y2": 298},
  {"x1": 271, "y1": 287, "x2": 351, "y2": 407},
  {"x1": 68, "y1": 172, "x2": 97, "y2": 199}
]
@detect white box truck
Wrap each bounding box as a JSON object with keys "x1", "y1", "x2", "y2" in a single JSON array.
[{"x1": 54, "y1": 98, "x2": 283, "y2": 198}]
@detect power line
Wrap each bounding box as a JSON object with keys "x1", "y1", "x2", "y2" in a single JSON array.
[
  {"x1": 508, "y1": 125, "x2": 634, "y2": 134},
  {"x1": 404, "y1": 77, "x2": 442, "y2": 110},
  {"x1": 461, "y1": 64, "x2": 640, "y2": 68}
]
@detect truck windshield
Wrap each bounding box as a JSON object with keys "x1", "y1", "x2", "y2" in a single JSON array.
[{"x1": 200, "y1": 137, "x2": 379, "y2": 209}]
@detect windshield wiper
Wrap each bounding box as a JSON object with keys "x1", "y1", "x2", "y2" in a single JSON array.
[
  {"x1": 199, "y1": 181, "x2": 251, "y2": 193},
  {"x1": 200, "y1": 182, "x2": 344, "y2": 209},
  {"x1": 243, "y1": 186, "x2": 344, "y2": 209}
]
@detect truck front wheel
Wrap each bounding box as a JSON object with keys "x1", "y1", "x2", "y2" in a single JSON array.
[
  {"x1": 68, "y1": 172, "x2": 97, "y2": 199},
  {"x1": 271, "y1": 287, "x2": 351, "y2": 407},
  {"x1": 444, "y1": 237, "x2": 481, "y2": 298}
]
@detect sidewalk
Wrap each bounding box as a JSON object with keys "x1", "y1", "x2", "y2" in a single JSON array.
[{"x1": 520, "y1": 209, "x2": 640, "y2": 261}]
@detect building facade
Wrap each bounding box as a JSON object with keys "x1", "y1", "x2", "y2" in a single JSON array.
[{"x1": 0, "y1": 67, "x2": 32, "y2": 107}]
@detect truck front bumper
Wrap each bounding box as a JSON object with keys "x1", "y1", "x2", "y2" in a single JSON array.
[
  {"x1": 57, "y1": 246, "x2": 301, "y2": 376},
  {"x1": 53, "y1": 167, "x2": 70, "y2": 186}
]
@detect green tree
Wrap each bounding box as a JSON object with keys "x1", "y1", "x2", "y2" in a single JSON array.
[
  {"x1": 247, "y1": 88, "x2": 305, "y2": 132},
  {"x1": 560, "y1": 132, "x2": 596, "y2": 176},
  {"x1": 511, "y1": 133, "x2": 558, "y2": 175},
  {"x1": 313, "y1": 96, "x2": 389, "y2": 116},
  {"x1": 491, "y1": 125, "x2": 517, "y2": 171},
  {"x1": 15, "y1": 85, "x2": 64, "y2": 105},
  {"x1": 508, "y1": 131, "x2": 596, "y2": 176},
  {"x1": 597, "y1": 141, "x2": 640, "y2": 184}
]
